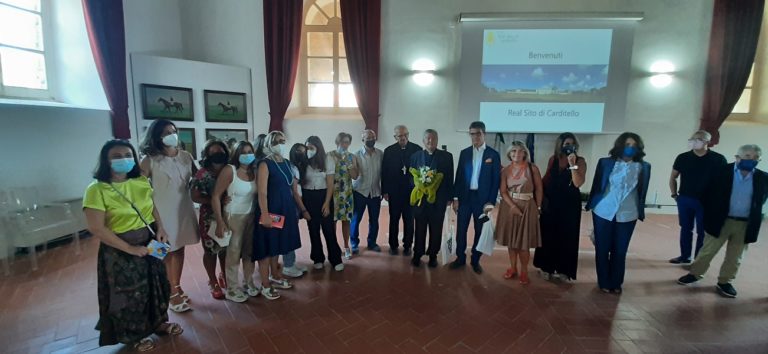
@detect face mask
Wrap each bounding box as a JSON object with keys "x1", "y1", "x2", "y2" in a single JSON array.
[
  {"x1": 623, "y1": 146, "x2": 637, "y2": 158},
  {"x1": 111, "y1": 158, "x2": 136, "y2": 174},
  {"x1": 365, "y1": 140, "x2": 376, "y2": 148},
  {"x1": 737, "y1": 159, "x2": 758, "y2": 172},
  {"x1": 208, "y1": 152, "x2": 227, "y2": 164},
  {"x1": 239, "y1": 153, "x2": 256, "y2": 165},
  {"x1": 306, "y1": 149, "x2": 317, "y2": 159},
  {"x1": 688, "y1": 139, "x2": 706, "y2": 150},
  {"x1": 561, "y1": 145, "x2": 576, "y2": 155},
  {"x1": 274, "y1": 143, "x2": 287, "y2": 157},
  {"x1": 337, "y1": 147, "x2": 348, "y2": 154},
  {"x1": 162, "y1": 133, "x2": 179, "y2": 147}
]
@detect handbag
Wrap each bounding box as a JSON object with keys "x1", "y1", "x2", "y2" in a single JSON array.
[
  {"x1": 440, "y1": 207, "x2": 455, "y2": 265},
  {"x1": 109, "y1": 184, "x2": 170, "y2": 258},
  {"x1": 259, "y1": 213, "x2": 285, "y2": 229},
  {"x1": 207, "y1": 220, "x2": 232, "y2": 247},
  {"x1": 476, "y1": 212, "x2": 496, "y2": 256}
]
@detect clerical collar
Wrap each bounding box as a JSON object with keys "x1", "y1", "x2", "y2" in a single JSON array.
[{"x1": 426, "y1": 149, "x2": 435, "y2": 155}]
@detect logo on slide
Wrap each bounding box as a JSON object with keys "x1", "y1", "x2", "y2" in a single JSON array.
[{"x1": 485, "y1": 32, "x2": 495, "y2": 45}]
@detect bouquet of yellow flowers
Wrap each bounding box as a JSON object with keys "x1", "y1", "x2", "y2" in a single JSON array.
[{"x1": 410, "y1": 166, "x2": 444, "y2": 206}]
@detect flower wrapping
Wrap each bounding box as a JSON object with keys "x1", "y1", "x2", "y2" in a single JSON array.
[{"x1": 410, "y1": 166, "x2": 444, "y2": 206}]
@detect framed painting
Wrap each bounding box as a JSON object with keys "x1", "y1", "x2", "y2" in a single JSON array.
[
  {"x1": 205, "y1": 129, "x2": 248, "y2": 149},
  {"x1": 177, "y1": 128, "x2": 197, "y2": 159},
  {"x1": 141, "y1": 84, "x2": 194, "y2": 121},
  {"x1": 204, "y1": 90, "x2": 247, "y2": 123}
]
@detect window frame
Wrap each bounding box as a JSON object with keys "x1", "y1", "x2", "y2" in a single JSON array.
[
  {"x1": 300, "y1": 0, "x2": 357, "y2": 114},
  {"x1": 0, "y1": 0, "x2": 54, "y2": 100}
]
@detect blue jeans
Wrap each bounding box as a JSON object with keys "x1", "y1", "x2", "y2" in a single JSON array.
[
  {"x1": 456, "y1": 191, "x2": 487, "y2": 265},
  {"x1": 282, "y1": 251, "x2": 296, "y2": 268},
  {"x1": 592, "y1": 213, "x2": 637, "y2": 290},
  {"x1": 351, "y1": 191, "x2": 382, "y2": 250},
  {"x1": 676, "y1": 195, "x2": 705, "y2": 260}
]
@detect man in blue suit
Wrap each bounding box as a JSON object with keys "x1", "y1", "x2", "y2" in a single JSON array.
[{"x1": 451, "y1": 121, "x2": 501, "y2": 274}]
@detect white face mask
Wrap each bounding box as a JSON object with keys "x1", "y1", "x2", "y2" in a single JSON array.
[
  {"x1": 162, "y1": 133, "x2": 179, "y2": 147},
  {"x1": 337, "y1": 147, "x2": 347, "y2": 154},
  {"x1": 274, "y1": 143, "x2": 287, "y2": 157},
  {"x1": 307, "y1": 149, "x2": 317, "y2": 159},
  {"x1": 688, "y1": 139, "x2": 706, "y2": 150}
]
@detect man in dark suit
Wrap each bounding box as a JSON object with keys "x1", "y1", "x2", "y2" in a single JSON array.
[
  {"x1": 451, "y1": 121, "x2": 501, "y2": 274},
  {"x1": 678, "y1": 144, "x2": 768, "y2": 298},
  {"x1": 382, "y1": 125, "x2": 422, "y2": 256},
  {"x1": 410, "y1": 129, "x2": 454, "y2": 268}
]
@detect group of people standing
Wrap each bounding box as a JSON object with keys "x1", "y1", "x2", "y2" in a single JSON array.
[{"x1": 81, "y1": 117, "x2": 768, "y2": 351}]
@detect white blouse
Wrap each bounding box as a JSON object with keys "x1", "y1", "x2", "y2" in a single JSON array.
[{"x1": 303, "y1": 154, "x2": 336, "y2": 190}]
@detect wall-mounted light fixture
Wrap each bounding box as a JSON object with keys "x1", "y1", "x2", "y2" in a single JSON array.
[
  {"x1": 649, "y1": 60, "x2": 674, "y2": 88},
  {"x1": 411, "y1": 59, "x2": 436, "y2": 86}
]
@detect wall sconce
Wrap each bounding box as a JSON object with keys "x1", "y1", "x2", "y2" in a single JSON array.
[
  {"x1": 411, "y1": 59, "x2": 436, "y2": 86},
  {"x1": 649, "y1": 60, "x2": 674, "y2": 88}
]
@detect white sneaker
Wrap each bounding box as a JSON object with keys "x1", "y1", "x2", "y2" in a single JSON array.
[
  {"x1": 244, "y1": 284, "x2": 261, "y2": 297},
  {"x1": 334, "y1": 263, "x2": 345, "y2": 272},
  {"x1": 295, "y1": 264, "x2": 308, "y2": 273},
  {"x1": 225, "y1": 289, "x2": 248, "y2": 303},
  {"x1": 313, "y1": 262, "x2": 324, "y2": 270},
  {"x1": 269, "y1": 277, "x2": 293, "y2": 289},
  {"x1": 261, "y1": 287, "x2": 280, "y2": 300},
  {"x1": 282, "y1": 266, "x2": 303, "y2": 278},
  {"x1": 344, "y1": 248, "x2": 352, "y2": 260}
]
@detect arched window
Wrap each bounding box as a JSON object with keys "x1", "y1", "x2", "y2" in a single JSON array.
[{"x1": 301, "y1": 0, "x2": 357, "y2": 110}]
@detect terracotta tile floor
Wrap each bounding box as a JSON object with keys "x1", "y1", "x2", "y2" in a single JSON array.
[{"x1": 2, "y1": 211, "x2": 768, "y2": 354}]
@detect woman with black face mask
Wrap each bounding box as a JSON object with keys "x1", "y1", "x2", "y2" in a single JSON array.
[{"x1": 191, "y1": 140, "x2": 231, "y2": 300}]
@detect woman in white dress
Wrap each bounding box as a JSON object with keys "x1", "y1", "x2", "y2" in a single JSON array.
[{"x1": 140, "y1": 119, "x2": 199, "y2": 312}]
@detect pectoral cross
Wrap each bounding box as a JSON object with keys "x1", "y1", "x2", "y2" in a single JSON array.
[{"x1": 402, "y1": 166, "x2": 407, "y2": 175}]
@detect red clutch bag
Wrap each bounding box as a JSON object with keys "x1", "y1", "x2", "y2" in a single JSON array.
[{"x1": 260, "y1": 213, "x2": 285, "y2": 229}]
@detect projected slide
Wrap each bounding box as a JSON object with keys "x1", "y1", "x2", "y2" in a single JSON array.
[{"x1": 479, "y1": 29, "x2": 613, "y2": 132}]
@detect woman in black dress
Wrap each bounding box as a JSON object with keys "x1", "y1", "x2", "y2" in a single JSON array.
[{"x1": 534, "y1": 132, "x2": 587, "y2": 281}]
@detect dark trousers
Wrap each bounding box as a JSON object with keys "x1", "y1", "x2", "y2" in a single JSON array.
[
  {"x1": 388, "y1": 190, "x2": 414, "y2": 250},
  {"x1": 592, "y1": 213, "x2": 637, "y2": 290},
  {"x1": 351, "y1": 191, "x2": 382, "y2": 249},
  {"x1": 676, "y1": 195, "x2": 705, "y2": 260},
  {"x1": 414, "y1": 204, "x2": 446, "y2": 259},
  {"x1": 303, "y1": 189, "x2": 342, "y2": 266},
  {"x1": 456, "y1": 191, "x2": 486, "y2": 265}
]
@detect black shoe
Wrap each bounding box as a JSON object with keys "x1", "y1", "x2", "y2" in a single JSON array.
[
  {"x1": 411, "y1": 258, "x2": 422, "y2": 267},
  {"x1": 449, "y1": 260, "x2": 465, "y2": 269},
  {"x1": 471, "y1": 263, "x2": 483, "y2": 274},
  {"x1": 403, "y1": 248, "x2": 412, "y2": 256},
  {"x1": 669, "y1": 257, "x2": 691, "y2": 264},
  {"x1": 428, "y1": 257, "x2": 438, "y2": 268},
  {"x1": 389, "y1": 248, "x2": 399, "y2": 256},
  {"x1": 716, "y1": 283, "x2": 737, "y2": 298},
  {"x1": 367, "y1": 244, "x2": 382, "y2": 252},
  {"x1": 677, "y1": 274, "x2": 702, "y2": 285}
]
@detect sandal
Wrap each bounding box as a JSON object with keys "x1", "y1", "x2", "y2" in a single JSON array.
[
  {"x1": 174, "y1": 285, "x2": 191, "y2": 303},
  {"x1": 169, "y1": 293, "x2": 191, "y2": 313},
  {"x1": 519, "y1": 273, "x2": 530, "y2": 285},
  {"x1": 209, "y1": 282, "x2": 225, "y2": 300},
  {"x1": 155, "y1": 322, "x2": 184, "y2": 336},
  {"x1": 503, "y1": 268, "x2": 518, "y2": 279},
  {"x1": 134, "y1": 338, "x2": 155, "y2": 352}
]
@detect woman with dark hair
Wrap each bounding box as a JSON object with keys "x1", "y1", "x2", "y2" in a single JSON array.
[
  {"x1": 190, "y1": 140, "x2": 230, "y2": 300},
  {"x1": 281, "y1": 143, "x2": 310, "y2": 277},
  {"x1": 84, "y1": 140, "x2": 182, "y2": 352},
  {"x1": 586, "y1": 132, "x2": 651, "y2": 294},
  {"x1": 253, "y1": 131, "x2": 303, "y2": 299},
  {"x1": 254, "y1": 133, "x2": 268, "y2": 160},
  {"x1": 211, "y1": 141, "x2": 258, "y2": 303},
  {"x1": 139, "y1": 119, "x2": 199, "y2": 312},
  {"x1": 534, "y1": 133, "x2": 587, "y2": 282},
  {"x1": 329, "y1": 132, "x2": 359, "y2": 259},
  {"x1": 299, "y1": 136, "x2": 343, "y2": 270}
]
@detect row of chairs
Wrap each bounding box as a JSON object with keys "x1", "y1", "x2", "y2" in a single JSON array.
[{"x1": 0, "y1": 188, "x2": 86, "y2": 275}]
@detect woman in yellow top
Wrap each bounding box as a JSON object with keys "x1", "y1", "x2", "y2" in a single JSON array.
[{"x1": 83, "y1": 140, "x2": 182, "y2": 352}]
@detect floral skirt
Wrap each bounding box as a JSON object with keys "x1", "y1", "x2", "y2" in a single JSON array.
[{"x1": 96, "y1": 227, "x2": 170, "y2": 346}]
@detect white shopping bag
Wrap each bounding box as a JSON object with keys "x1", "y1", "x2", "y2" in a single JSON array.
[
  {"x1": 476, "y1": 214, "x2": 495, "y2": 256},
  {"x1": 440, "y1": 207, "x2": 455, "y2": 265}
]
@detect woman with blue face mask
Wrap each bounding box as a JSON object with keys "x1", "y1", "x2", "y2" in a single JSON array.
[
  {"x1": 585, "y1": 132, "x2": 652, "y2": 294},
  {"x1": 211, "y1": 141, "x2": 258, "y2": 303},
  {"x1": 83, "y1": 140, "x2": 182, "y2": 352}
]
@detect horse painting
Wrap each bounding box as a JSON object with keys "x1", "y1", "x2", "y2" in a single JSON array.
[
  {"x1": 217, "y1": 102, "x2": 238, "y2": 115},
  {"x1": 158, "y1": 97, "x2": 184, "y2": 113}
]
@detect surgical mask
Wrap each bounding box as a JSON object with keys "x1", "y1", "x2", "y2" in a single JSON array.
[
  {"x1": 337, "y1": 147, "x2": 348, "y2": 154},
  {"x1": 561, "y1": 145, "x2": 576, "y2": 155},
  {"x1": 307, "y1": 149, "x2": 317, "y2": 159},
  {"x1": 208, "y1": 152, "x2": 227, "y2": 164},
  {"x1": 162, "y1": 133, "x2": 179, "y2": 147},
  {"x1": 239, "y1": 153, "x2": 256, "y2": 165},
  {"x1": 274, "y1": 143, "x2": 287, "y2": 157},
  {"x1": 111, "y1": 158, "x2": 135, "y2": 174},
  {"x1": 737, "y1": 159, "x2": 758, "y2": 172},
  {"x1": 688, "y1": 139, "x2": 706, "y2": 150},
  {"x1": 623, "y1": 146, "x2": 637, "y2": 158},
  {"x1": 365, "y1": 140, "x2": 376, "y2": 148}
]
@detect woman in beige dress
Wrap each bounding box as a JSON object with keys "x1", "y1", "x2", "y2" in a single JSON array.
[
  {"x1": 495, "y1": 141, "x2": 543, "y2": 285},
  {"x1": 140, "y1": 119, "x2": 200, "y2": 312}
]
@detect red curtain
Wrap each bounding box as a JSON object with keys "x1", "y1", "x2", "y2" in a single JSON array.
[
  {"x1": 700, "y1": 0, "x2": 764, "y2": 145},
  {"x1": 82, "y1": 0, "x2": 130, "y2": 139},
  {"x1": 340, "y1": 0, "x2": 381, "y2": 134},
  {"x1": 263, "y1": 0, "x2": 303, "y2": 132}
]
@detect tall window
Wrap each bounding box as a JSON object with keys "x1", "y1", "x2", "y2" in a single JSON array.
[
  {"x1": 732, "y1": 64, "x2": 755, "y2": 114},
  {"x1": 0, "y1": 0, "x2": 49, "y2": 98},
  {"x1": 302, "y1": 0, "x2": 357, "y2": 110}
]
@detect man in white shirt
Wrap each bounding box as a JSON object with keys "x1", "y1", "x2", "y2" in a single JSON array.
[{"x1": 351, "y1": 129, "x2": 384, "y2": 253}]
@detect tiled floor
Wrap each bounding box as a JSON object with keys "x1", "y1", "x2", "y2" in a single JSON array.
[{"x1": 2, "y1": 211, "x2": 768, "y2": 354}]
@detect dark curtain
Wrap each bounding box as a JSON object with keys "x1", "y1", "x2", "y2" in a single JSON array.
[
  {"x1": 699, "y1": 0, "x2": 764, "y2": 145},
  {"x1": 263, "y1": 0, "x2": 303, "y2": 132},
  {"x1": 340, "y1": 0, "x2": 381, "y2": 134},
  {"x1": 526, "y1": 133, "x2": 535, "y2": 164},
  {"x1": 81, "y1": 0, "x2": 130, "y2": 139}
]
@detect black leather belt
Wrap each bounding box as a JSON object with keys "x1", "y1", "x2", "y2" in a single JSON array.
[{"x1": 727, "y1": 216, "x2": 749, "y2": 222}]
